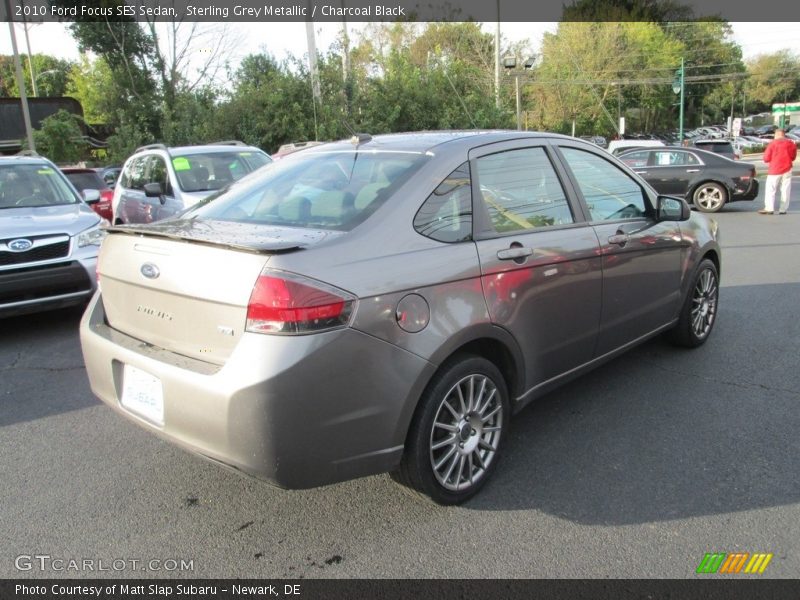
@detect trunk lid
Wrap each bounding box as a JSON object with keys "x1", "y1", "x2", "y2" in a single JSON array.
[{"x1": 99, "y1": 220, "x2": 341, "y2": 363}]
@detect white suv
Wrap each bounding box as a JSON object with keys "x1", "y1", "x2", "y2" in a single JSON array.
[{"x1": 112, "y1": 141, "x2": 271, "y2": 224}]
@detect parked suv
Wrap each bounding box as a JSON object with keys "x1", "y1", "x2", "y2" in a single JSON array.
[
  {"x1": 112, "y1": 141, "x2": 271, "y2": 224},
  {"x1": 1, "y1": 154, "x2": 104, "y2": 317},
  {"x1": 691, "y1": 139, "x2": 739, "y2": 160}
]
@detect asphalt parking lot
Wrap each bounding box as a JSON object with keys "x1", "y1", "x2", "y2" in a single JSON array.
[{"x1": 2, "y1": 182, "x2": 799, "y2": 579}]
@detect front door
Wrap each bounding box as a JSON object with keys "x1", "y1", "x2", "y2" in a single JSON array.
[{"x1": 556, "y1": 144, "x2": 685, "y2": 356}]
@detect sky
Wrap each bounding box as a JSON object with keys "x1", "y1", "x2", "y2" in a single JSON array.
[{"x1": 2, "y1": 21, "x2": 799, "y2": 86}]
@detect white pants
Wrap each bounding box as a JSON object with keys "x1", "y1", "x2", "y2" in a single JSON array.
[{"x1": 764, "y1": 172, "x2": 792, "y2": 213}]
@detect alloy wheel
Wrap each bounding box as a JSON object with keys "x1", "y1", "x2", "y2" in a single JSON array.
[{"x1": 429, "y1": 374, "x2": 503, "y2": 492}]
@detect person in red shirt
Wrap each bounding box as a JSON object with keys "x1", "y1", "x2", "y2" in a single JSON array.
[{"x1": 759, "y1": 128, "x2": 797, "y2": 214}]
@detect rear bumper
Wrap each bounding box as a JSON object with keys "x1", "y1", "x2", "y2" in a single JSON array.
[
  {"x1": 0, "y1": 257, "x2": 96, "y2": 318},
  {"x1": 80, "y1": 293, "x2": 435, "y2": 489},
  {"x1": 732, "y1": 178, "x2": 759, "y2": 201}
]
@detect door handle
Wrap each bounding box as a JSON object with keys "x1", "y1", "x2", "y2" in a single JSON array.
[
  {"x1": 608, "y1": 234, "x2": 629, "y2": 247},
  {"x1": 497, "y1": 247, "x2": 533, "y2": 261},
  {"x1": 686, "y1": 169, "x2": 700, "y2": 173},
  {"x1": 634, "y1": 170, "x2": 648, "y2": 175}
]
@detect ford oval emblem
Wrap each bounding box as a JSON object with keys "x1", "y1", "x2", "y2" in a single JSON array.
[
  {"x1": 8, "y1": 239, "x2": 33, "y2": 252},
  {"x1": 140, "y1": 263, "x2": 160, "y2": 279}
]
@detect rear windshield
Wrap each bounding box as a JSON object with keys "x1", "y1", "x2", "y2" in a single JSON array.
[
  {"x1": 172, "y1": 151, "x2": 272, "y2": 193},
  {"x1": 64, "y1": 171, "x2": 106, "y2": 191},
  {"x1": 185, "y1": 150, "x2": 429, "y2": 231},
  {"x1": 0, "y1": 164, "x2": 80, "y2": 209}
]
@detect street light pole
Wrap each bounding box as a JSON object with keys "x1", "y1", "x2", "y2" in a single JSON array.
[
  {"x1": 515, "y1": 75, "x2": 521, "y2": 131},
  {"x1": 673, "y1": 58, "x2": 685, "y2": 144}
]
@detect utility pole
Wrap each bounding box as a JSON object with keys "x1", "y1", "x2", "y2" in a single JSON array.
[
  {"x1": 305, "y1": 12, "x2": 321, "y2": 140},
  {"x1": 6, "y1": 3, "x2": 36, "y2": 153},
  {"x1": 494, "y1": 11, "x2": 500, "y2": 110},
  {"x1": 20, "y1": 0, "x2": 39, "y2": 97}
]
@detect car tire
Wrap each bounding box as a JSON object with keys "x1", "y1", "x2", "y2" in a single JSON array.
[
  {"x1": 692, "y1": 182, "x2": 727, "y2": 213},
  {"x1": 667, "y1": 258, "x2": 719, "y2": 348},
  {"x1": 391, "y1": 354, "x2": 510, "y2": 505}
]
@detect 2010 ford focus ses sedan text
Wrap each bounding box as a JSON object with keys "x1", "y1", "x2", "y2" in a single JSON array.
[{"x1": 80, "y1": 132, "x2": 721, "y2": 504}]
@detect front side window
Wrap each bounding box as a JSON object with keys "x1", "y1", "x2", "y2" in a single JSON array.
[
  {"x1": 123, "y1": 157, "x2": 148, "y2": 190},
  {"x1": 414, "y1": 162, "x2": 472, "y2": 243},
  {"x1": 475, "y1": 147, "x2": 573, "y2": 234},
  {"x1": 0, "y1": 165, "x2": 79, "y2": 209},
  {"x1": 185, "y1": 151, "x2": 428, "y2": 231},
  {"x1": 560, "y1": 147, "x2": 648, "y2": 221},
  {"x1": 145, "y1": 155, "x2": 173, "y2": 197}
]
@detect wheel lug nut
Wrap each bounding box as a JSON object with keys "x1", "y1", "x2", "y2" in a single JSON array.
[
  {"x1": 471, "y1": 429, "x2": 476, "y2": 436},
  {"x1": 459, "y1": 442, "x2": 464, "y2": 448}
]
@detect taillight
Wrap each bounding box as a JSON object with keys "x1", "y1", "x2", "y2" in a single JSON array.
[{"x1": 246, "y1": 270, "x2": 356, "y2": 335}]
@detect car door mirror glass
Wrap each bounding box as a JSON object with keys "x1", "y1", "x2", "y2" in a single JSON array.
[
  {"x1": 143, "y1": 182, "x2": 164, "y2": 198},
  {"x1": 657, "y1": 195, "x2": 690, "y2": 221}
]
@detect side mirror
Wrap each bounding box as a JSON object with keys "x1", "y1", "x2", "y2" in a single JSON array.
[
  {"x1": 143, "y1": 182, "x2": 166, "y2": 204},
  {"x1": 82, "y1": 189, "x2": 101, "y2": 204},
  {"x1": 657, "y1": 195, "x2": 691, "y2": 222}
]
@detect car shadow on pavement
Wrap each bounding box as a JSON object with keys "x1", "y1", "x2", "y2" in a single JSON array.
[
  {"x1": 467, "y1": 281, "x2": 800, "y2": 523},
  {"x1": 0, "y1": 304, "x2": 98, "y2": 428}
]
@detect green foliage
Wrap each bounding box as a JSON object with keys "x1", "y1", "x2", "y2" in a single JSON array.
[
  {"x1": 31, "y1": 109, "x2": 85, "y2": 164},
  {"x1": 15, "y1": 19, "x2": 800, "y2": 163},
  {"x1": 0, "y1": 54, "x2": 74, "y2": 97},
  {"x1": 746, "y1": 51, "x2": 800, "y2": 113}
]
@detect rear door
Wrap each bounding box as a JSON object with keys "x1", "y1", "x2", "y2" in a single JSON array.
[
  {"x1": 470, "y1": 140, "x2": 603, "y2": 390},
  {"x1": 554, "y1": 142, "x2": 684, "y2": 356}
]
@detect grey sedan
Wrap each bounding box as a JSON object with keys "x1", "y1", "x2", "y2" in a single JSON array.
[{"x1": 80, "y1": 132, "x2": 720, "y2": 504}]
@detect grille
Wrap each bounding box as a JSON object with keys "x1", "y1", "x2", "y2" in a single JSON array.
[{"x1": 0, "y1": 239, "x2": 70, "y2": 266}]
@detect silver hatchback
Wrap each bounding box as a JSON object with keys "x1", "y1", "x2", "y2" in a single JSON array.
[{"x1": 81, "y1": 132, "x2": 721, "y2": 504}]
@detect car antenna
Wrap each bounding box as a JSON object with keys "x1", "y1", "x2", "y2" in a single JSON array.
[{"x1": 341, "y1": 119, "x2": 371, "y2": 146}]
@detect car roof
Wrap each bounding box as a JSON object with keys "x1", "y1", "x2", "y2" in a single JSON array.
[
  {"x1": 131, "y1": 143, "x2": 265, "y2": 157},
  {"x1": 299, "y1": 130, "x2": 576, "y2": 156},
  {"x1": 0, "y1": 155, "x2": 54, "y2": 167}
]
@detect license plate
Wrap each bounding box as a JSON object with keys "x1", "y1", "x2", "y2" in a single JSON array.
[{"x1": 120, "y1": 364, "x2": 164, "y2": 425}]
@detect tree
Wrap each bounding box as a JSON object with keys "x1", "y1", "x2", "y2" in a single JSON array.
[
  {"x1": 31, "y1": 109, "x2": 86, "y2": 164},
  {"x1": 745, "y1": 51, "x2": 800, "y2": 113},
  {"x1": 0, "y1": 54, "x2": 74, "y2": 97},
  {"x1": 532, "y1": 22, "x2": 682, "y2": 135}
]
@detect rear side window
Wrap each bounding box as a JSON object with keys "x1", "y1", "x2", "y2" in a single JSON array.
[
  {"x1": 186, "y1": 151, "x2": 428, "y2": 231},
  {"x1": 475, "y1": 147, "x2": 574, "y2": 234},
  {"x1": 414, "y1": 162, "x2": 472, "y2": 243},
  {"x1": 560, "y1": 147, "x2": 648, "y2": 221}
]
